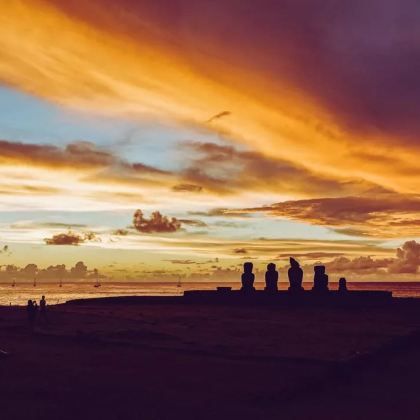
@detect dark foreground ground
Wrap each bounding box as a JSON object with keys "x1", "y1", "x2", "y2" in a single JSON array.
[{"x1": 2, "y1": 298, "x2": 420, "y2": 419}]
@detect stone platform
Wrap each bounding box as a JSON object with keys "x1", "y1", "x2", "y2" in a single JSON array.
[
  {"x1": 183, "y1": 289, "x2": 393, "y2": 307},
  {"x1": 66, "y1": 289, "x2": 393, "y2": 306}
]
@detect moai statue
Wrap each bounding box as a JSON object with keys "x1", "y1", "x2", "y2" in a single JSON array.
[
  {"x1": 338, "y1": 277, "x2": 348, "y2": 293},
  {"x1": 288, "y1": 258, "x2": 304, "y2": 292},
  {"x1": 241, "y1": 262, "x2": 255, "y2": 292},
  {"x1": 312, "y1": 265, "x2": 329, "y2": 292},
  {"x1": 265, "y1": 263, "x2": 279, "y2": 292}
]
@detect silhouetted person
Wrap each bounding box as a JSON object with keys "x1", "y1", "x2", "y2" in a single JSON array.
[
  {"x1": 338, "y1": 277, "x2": 348, "y2": 293},
  {"x1": 241, "y1": 262, "x2": 255, "y2": 292},
  {"x1": 27, "y1": 299, "x2": 33, "y2": 318},
  {"x1": 288, "y1": 258, "x2": 303, "y2": 292},
  {"x1": 312, "y1": 265, "x2": 329, "y2": 292},
  {"x1": 40, "y1": 295, "x2": 48, "y2": 324},
  {"x1": 27, "y1": 300, "x2": 36, "y2": 329},
  {"x1": 33, "y1": 300, "x2": 39, "y2": 320},
  {"x1": 265, "y1": 263, "x2": 278, "y2": 292}
]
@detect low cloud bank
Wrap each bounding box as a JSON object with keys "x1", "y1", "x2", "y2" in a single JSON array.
[{"x1": 0, "y1": 261, "x2": 101, "y2": 281}]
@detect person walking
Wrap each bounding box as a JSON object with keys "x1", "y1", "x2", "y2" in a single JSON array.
[{"x1": 40, "y1": 295, "x2": 48, "y2": 325}]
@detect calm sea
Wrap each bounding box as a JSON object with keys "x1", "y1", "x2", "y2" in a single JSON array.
[{"x1": 1, "y1": 281, "x2": 420, "y2": 306}]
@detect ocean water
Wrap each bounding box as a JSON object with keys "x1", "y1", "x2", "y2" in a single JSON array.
[{"x1": 1, "y1": 281, "x2": 420, "y2": 306}]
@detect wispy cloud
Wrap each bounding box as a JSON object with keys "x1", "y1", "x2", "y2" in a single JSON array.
[
  {"x1": 180, "y1": 142, "x2": 378, "y2": 196},
  {"x1": 232, "y1": 192, "x2": 420, "y2": 238}
]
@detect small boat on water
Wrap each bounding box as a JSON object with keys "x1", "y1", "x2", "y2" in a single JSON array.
[
  {"x1": 33, "y1": 277, "x2": 37, "y2": 287},
  {"x1": 93, "y1": 269, "x2": 101, "y2": 288},
  {"x1": 11, "y1": 279, "x2": 15, "y2": 287},
  {"x1": 59, "y1": 278, "x2": 63, "y2": 288}
]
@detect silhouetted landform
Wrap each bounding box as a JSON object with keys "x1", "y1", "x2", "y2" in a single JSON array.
[
  {"x1": 183, "y1": 289, "x2": 392, "y2": 306},
  {"x1": 5, "y1": 298, "x2": 420, "y2": 420},
  {"x1": 64, "y1": 290, "x2": 392, "y2": 308}
]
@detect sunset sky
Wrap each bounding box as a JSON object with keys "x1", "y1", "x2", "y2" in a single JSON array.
[{"x1": 1, "y1": 0, "x2": 420, "y2": 281}]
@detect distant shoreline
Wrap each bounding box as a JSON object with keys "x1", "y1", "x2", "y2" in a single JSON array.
[{"x1": 1, "y1": 280, "x2": 420, "y2": 285}]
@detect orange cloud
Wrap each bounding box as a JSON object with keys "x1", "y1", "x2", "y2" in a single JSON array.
[
  {"x1": 0, "y1": 139, "x2": 187, "y2": 211},
  {"x1": 278, "y1": 252, "x2": 344, "y2": 259},
  {"x1": 179, "y1": 219, "x2": 207, "y2": 228},
  {"x1": 180, "y1": 142, "x2": 378, "y2": 197},
  {"x1": 133, "y1": 210, "x2": 182, "y2": 233},
  {"x1": 324, "y1": 256, "x2": 392, "y2": 275},
  {"x1": 0, "y1": 139, "x2": 168, "y2": 176},
  {"x1": 112, "y1": 229, "x2": 129, "y2": 236},
  {"x1": 0, "y1": 138, "x2": 391, "y2": 215},
  {"x1": 172, "y1": 184, "x2": 203, "y2": 193},
  {"x1": 388, "y1": 241, "x2": 420, "y2": 274},
  {"x1": 233, "y1": 192, "x2": 420, "y2": 238},
  {"x1": 1, "y1": 0, "x2": 419, "y2": 198},
  {"x1": 45, "y1": 231, "x2": 99, "y2": 245},
  {"x1": 233, "y1": 248, "x2": 248, "y2": 254},
  {"x1": 320, "y1": 241, "x2": 420, "y2": 275}
]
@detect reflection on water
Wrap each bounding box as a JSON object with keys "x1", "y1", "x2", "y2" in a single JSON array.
[
  {"x1": 1, "y1": 281, "x2": 420, "y2": 306},
  {"x1": 0, "y1": 282, "x2": 183, "y2": 306}
]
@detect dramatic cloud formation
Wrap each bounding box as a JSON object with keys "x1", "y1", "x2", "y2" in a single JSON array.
[
  {"x1": 1, "y1": 0, "x2": 420, "y2": 196},
  {"x1": 133, "y1": 210, "x2": 182, "y2": 233},
  {"x1": 2, "y1": 137, "x2": 381, "y2": 213},
  {"x1": 43, "y1": 0, "x2": 420, "y2": 143}
]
